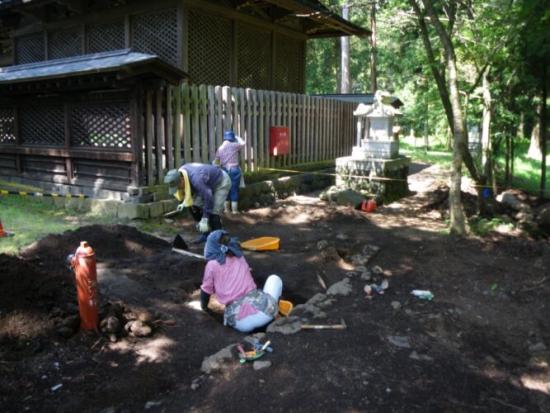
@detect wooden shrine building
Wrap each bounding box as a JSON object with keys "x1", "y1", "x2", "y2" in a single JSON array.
[{"x1": 0, "y1": 0, "x2": 368, "y2": 198}]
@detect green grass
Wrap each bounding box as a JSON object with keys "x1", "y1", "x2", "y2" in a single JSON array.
[
  {"x1": 495, "y1": 146, "x2": 550, "y2": 196},
  {"x1": 400, "y1": 141, "x2": 453, "y2": 168},
  {"x1": 0, "y1": 196, "x2": 83, "y2": 254},
  {"x1": 0, "y1": 195, "x2": 182, "y2": 255}
]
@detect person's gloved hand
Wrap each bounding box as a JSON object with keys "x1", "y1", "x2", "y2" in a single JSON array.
[
  {"x1": 197, "y1": 217, "x2": 210, "y2": 233},
  {"x1": 176, "y1": 203, "x2": 185, "y2": 212},
  {"x1": 212, "y1": 159, "x2": 221, "y2": 166}
]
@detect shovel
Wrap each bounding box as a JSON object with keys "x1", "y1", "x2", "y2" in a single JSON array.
[{"x1": 171, "y1": 234, "x2": 205, "y2": 260}]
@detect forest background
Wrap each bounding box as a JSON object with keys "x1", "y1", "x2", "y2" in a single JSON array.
[{"x1": 306, "y1": 0, "x2": 549, "y2": 234}]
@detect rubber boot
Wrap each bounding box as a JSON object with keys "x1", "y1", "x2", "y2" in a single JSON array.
[
  {"x1": 224, "y1": 201, "x2": 231, "y2": 214},
  {"x1": 231, "y1": 201, "x2": 239, "y2": 214},
  {"x1": 189, "y1": 206, "x2": 202, "y2": 222}
]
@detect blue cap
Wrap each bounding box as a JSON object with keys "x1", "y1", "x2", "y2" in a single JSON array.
[{"x1": 224, "y1": 130, "x2": 236, "y2": 142}]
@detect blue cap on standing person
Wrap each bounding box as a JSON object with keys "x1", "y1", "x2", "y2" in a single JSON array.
[{"x1": 224, "y1": 130, "x2": 236, "y2": 142}]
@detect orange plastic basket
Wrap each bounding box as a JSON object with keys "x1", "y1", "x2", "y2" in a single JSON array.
[
  {"x1": 241, "y1": 237, "x2": 280, "y2": 251},
  {"x1": 278, "y1": 300, "x2": 293, "y2": 317}
]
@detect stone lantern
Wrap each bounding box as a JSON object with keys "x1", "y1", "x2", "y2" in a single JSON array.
[
  {"x1": 335, "y1": 91, "x2": 410, "y2": 202},
  {"x1": 352, "y1": 90, "x2": 401, "y2": 159}
]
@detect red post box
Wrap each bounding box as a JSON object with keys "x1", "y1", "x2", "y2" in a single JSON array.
[{"x1": 270, "y1": 126, "x2": 289, "y2": 156}]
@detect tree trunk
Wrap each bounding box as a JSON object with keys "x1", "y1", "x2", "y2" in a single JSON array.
[
  {"x1": 409, "y1": 0, "x2": 480, "y2": 184},
  {"x1": 528, "y1": 105, "x2": 542, "y2": 159},
  {"x1": 540, "y1": 67, "x2": 547, "y2": 199},
  {"x1": 481, "y1": 71, "x2": 493, "y2": 187},
  {"x1": 370, "y1": 3, "x2": 377, "y2": 93},
  {"x1": 340, "y1": 4, "x2": 351, "y2": 94},
  {"x1": 422, "y1": 0, "x2": 467, "y2": 235}
]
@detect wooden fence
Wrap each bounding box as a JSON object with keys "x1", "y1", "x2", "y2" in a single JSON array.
[{"x1": 141, "y1": 84, "x2": 357, "y2": 185}]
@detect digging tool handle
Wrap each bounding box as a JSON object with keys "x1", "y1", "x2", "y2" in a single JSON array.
[
  {"x1": 301, "y1": 324, "x2": 347, "y2": 330},
  {"x1": 171, "y1": 248, "x2": 206, "y2": 260}
]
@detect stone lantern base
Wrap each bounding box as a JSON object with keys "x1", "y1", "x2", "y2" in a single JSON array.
[{"x1": 335, "y1": 155, "x2": 410, "y2": 203}]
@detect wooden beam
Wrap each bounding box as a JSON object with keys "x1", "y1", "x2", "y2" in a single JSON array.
[{"x1": 0, "y1": 146, "x2": 135, "y2": 161}]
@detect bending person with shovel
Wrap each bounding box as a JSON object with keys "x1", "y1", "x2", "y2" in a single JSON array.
[
  {"x1": 164, "y1": 163, "x2": 231, "y2": 244},
  {"x1": 200, "y1": 230, "x2": 283, "y2": 333}
]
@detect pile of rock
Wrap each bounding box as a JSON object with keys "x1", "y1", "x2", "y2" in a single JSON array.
[
  {"x1": 496, "y1": 189, "x2": 550, "y2": 234},
  {"x1": 100, "y1": 302, "x2": 155, "y2": 342}
]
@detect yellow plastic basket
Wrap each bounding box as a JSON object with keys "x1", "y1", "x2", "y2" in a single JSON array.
[{"x1": 241, "y1": 237, "x2": 280, "y2": 251}]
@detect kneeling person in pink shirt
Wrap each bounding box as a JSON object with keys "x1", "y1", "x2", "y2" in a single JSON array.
[{"x1": 200, "y1": 230, "x2": 283, "y2": 332}]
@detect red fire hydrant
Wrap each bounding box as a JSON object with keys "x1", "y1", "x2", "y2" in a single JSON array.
[{"x1": 70, "y1": 241, "x2": 99, "y2": 331}]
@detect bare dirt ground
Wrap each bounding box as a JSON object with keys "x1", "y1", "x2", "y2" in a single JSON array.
[{"x1": 1, "y1": 163, "x2": 549, "y2": 413}]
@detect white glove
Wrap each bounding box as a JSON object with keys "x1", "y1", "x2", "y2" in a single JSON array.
[
  {"x1": 197, "y1": 217, "x2": 210, "y2": 233},
  {"x1": 176, "y1": 203, "x2": 185, "y2": 212}
]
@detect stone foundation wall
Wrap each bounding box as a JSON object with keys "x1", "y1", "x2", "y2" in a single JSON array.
[
  {"x1": 335, "y1": 156, "x2": 410, "y2": 203},
  {"x1": 4, "y1": 171, "x2": 333, "y2": 219}
]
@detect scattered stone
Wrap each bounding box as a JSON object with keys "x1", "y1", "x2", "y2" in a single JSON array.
[
  {"x1": 190, "y1": 375, "x2": 206, "y2": 391},
  {"x1": 253, "y1": 360, "x2": 272, "y2": 370},
  {"x1": 266, "y1": 316, "x2": 302, "y2": 335},
  {"x1": 326, "y1": 278, "x2": 353, "y2": 296},
  {"x1": 201, "y1": 345, "x2": 235, "y2": 374},
  {"x1": 387, "y1": 335, "x2": 411, "y2": 349},
  {"x1": 100, "y1": 316, "x2": 121, "y2": 335},
  {"x1": 56, "y1": 326, "x2": 76, "y2": 339},
  {"x1": 536, "y1": 203, "x2": 550, "y2": 230},
  {"x1": 345, "y1": 271, "x2": 358, "y2": 278},
  {"x1": 317, "y1": 240, "x2": 329, "y2": 251},
  {"x1": 528, "y1": 342, "x2": 547, "y2": 353},
  {"x1": 320, "y1": 246, "x2": 341, "y2": 262},
  {"x1": 391, "y1": 301, "x2": 401, "y2": 310},
  {"x1": 307, "y1": 293, "x2": 335, "y2": 308},
  {"x1": 125, "y1": 320, "x2": 153, "y2": 337},
  {"x1": 354, "y1": 265, "x2": 367, "y2": 273},
  {"x1": 496, "y1": 190, "x2": 530, "y2": 211},
  {"x1": 409, "y1": 351, "x2": 433, "y2": 361},
  {"x1": 371, "y1": 265, "x2": 384, "y2": 275},
  {"x1": 350, "y1": 255, "x2": 369, "y2": 266},
  {"x1": 336, "y1": 233, "x2": 348, "y2": 240},
  {"x1": 144, "y1": 400, "x2": 162, "y2": 410},
  {"x1": 360, "y1": 270, "x2": 372, "y2": 281},
  {"x1": 99, "y1": 407, "x2": 117, "y2": 413},
  {"x1": 136, "y1": 310, "x2": 153, "y2": 323},
  {"x1": 244, "y1": 333, "x2": 266, "y2": 345}
]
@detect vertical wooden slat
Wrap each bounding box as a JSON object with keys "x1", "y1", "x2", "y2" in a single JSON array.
[
  {"x1": 199, "y1": 84, "x2": 208, "y2": 162},
  {"x1": 215, "y1": 86, "x2": 224, "y2": 151},
  {"x1": 174, "y1": 83, "x2": 182, "y2": 167},
  {"x1": 222, "y1": 86, "x2": 232, "y2": 133},
  {"x1": 182, "y1": 84, "x2": 191, "y2": 163},
  {"x1": 238, "y1": 89, "x2": 246, "y2": 169},
  {"x1": 165, "y1": 86, "x2": 174, "y2": 170},
  {"x1": 191, "y1": 85, "x2": 200, "y2": 162},
  {"x1": 155, "y1": 87, "x2": 164, "y2": 183},
  {"x1": 245, "y1": 88, "x2": 253, "y2": 172},
  {"x1": 145, "y1": 90, "x2": 154, "y2": 185},
  {"x1": 258, "y1": 90, "x2": 265, "y2": 169},
  {"x1": 208, "y1": 85, "x2": 216, "y2": 161}
]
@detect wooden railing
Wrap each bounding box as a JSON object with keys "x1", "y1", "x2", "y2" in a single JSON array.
[{"x1": 141, "y1": 84, "x2": 357, "y2": 185}]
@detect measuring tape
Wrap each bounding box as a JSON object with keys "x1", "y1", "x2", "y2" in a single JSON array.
[{"x1": 0, "y1": 189, "x2": 88, "y2": 198}]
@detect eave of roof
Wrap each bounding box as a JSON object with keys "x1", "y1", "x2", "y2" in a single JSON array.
[
  {"x1": 265, "y1": 0, "x2": 370, "y2": 37},
  {"x1": 0, "y1": 49, "x2": 188, "y2": 85}
]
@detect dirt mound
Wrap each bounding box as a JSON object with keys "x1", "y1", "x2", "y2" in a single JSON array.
[{"x1": 21, "y1": 224, "x2": 169, "y2": 263}]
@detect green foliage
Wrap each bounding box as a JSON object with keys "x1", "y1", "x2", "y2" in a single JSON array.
[{"x1": 469, "y1": 216, "x2": 514, "y2": 237}]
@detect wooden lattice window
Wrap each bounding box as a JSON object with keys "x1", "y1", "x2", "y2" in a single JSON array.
[
  {"x1": 274, "y1": 34, "x2": 305, "y2": 93},
  {"x1": 48, "y1": 28, "x2": 83, "y2": 60},
  {"x1": 0, "y1": 108, "x2": 16, "y2": 145},
  {"x1": 19, "y1": 103, "x2": 65, "y2": 146},
  {"x1": 131, "y1": 8, "x2": 178, "y2": 66},
  {"x1": 236, "y1": 23, "x2": 271, "y2": 89},
  {"x1": 87, "y1": 20, "x2": 125, "y2": 54},
  {"x1": 188, "y1": 10, "x2": 232, "y2": 86},
  {"x1": 15, "y1": 33, "x2": 45, "y2": 64},
  {"x1": 71, "y1": 101, "x2": 131, "y2": 149}
]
